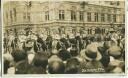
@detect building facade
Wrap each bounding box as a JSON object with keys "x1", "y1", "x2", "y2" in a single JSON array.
[{"x1": 3, "y1": 1, "x2": 125, "y2": 36}]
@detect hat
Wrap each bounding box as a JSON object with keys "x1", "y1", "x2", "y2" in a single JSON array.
[
  {"x1": 108, "y1": 46, "x2": 121, "y2": 57},
  {"x1": 83, "y1": 43, "x2": 102, "y2": 61}
]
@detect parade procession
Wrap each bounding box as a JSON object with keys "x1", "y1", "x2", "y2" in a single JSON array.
[{"x1": 3, "y1": 1, "x2": 125, "y2": 74}]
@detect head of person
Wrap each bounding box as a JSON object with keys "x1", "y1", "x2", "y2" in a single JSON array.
[
  {"x1": 69, "y1": 38, "x2": 77, "y2": 45},
  {"x1": 103, "y1": 41, "x2": 111, "y2": 49},
  {"x1": 48, "y1": 55, "x2": 62, "y2": 63},
  {"x1": 84, "y1": 42, "x2": 102, "y2": 61},
  {"x1": 24, "y1": 39, "x2": 35, "y2": 51},
  {"x1": 52, "y1": 49, "x2": 59, "y2": 55},
  {"x1": 107, "y1": 61, "x2": 125, "y2": 73},
  {"x1": 11, "y1": 49, "x2": 27, "y2": 63},
  {"x1": 70, "y1": 45, "x2": 78, "y2": 57},
  {"x1": 33, "y1": 52, "x2": 48, "y2": 69},
  {"x1": 15, "y1": 60, "x2": 29, "y2": 74},
  {"x1": 58, "y1": 49, "x2": 71, "y2": 61},
  {"x1": 95, "y1": 35, "x2": 101, "y2": 42},
  {"x1": 3, "y1": 53, "x2": 14, "y2": 74},
  {"x1": 27, "y1": 66, "x2": 46, "y2": 74},
  {"x1": 48, "y1": 60, "x2": 65, "y2": 74},
  {"x1": 65, "y1": 58, "x2": 79, "y2": 74},
  {"x1": 108, "y1": 46, "x2": 122, "y2": 59}
]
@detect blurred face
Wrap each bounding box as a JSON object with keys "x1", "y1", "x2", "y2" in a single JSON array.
[{"x1": 27, "y1": 41, "x2": 34, "y2": 47}]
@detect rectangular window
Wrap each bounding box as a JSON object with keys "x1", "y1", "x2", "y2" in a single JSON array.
[
  {"x1": 101, "y1": 13, "x2": 105, "y2": 22},
  {"x1": 94, "y1": 13, "x2": 98, "y2": 22},
  {"x1": 13, "y1": 8, "x2": 17, "y2": 21},
  {"x1": 45, "y1": 11, "x2": 49, "y2": 21},
  {"x1": 23, "y1": 12, "x2": 26, "y2": 20},
  {"x1": 123, "y1": 14, "x2": 125, "y2": 23},
  {"x1": 27, "y1": 13, "x2": 30, "y2": 22},
  {"x1": 23, "y1": 12, "x2": 30, "y2": 22},
  {"x1": 59, "y1": 10, "x2": 65, "y2": 20},
  {"x1": 117, "y1": 1, "x2": 120, "y2": 6},
  {"x1": 113, "y1": 14, "x2": 116, "y2": 22},
  {"x1": 71, "y1": 11, "x2": 76, "y2": 21},
  {"x1": 10, "y1": 11, "x2": 13, "y2": 22},
  {"x1": 79, "y1": 11, "x2": 84, "y2": 21},
  {"x1": 87, "y1": 12, "x2": 91, "y2": 22},
  {"x1": 107, "y1": 14, "x2": 111, "y2": 22},
  {"x1": 6, "y1": 12, "x2": 8, "y2": 21},
  {"x1": 88, "y1": 29, "x2": 92, "y2": 34},
  {"x1": 101, "y1": 29, "x2": 105, "y2": 34}
]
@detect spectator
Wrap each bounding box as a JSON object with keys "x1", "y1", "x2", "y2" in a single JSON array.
[
  {"x1": 33, "y1": 52, "x2": 48, "y2": 69},
  {"x1": 58, "y1": 49, "x2": 71, "y2": 61},
  {"x1": 65, "y1": 58, "x2": 79, "y2": 74},
  {"x1": 48, "y1": 60, "x2": 65, "y2": 74}
]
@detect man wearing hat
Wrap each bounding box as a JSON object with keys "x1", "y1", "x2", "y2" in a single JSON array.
[
  {"x1": 106, "y1": 45, "x2": 125, "y2": 73},
  {"x1": 79, "y1": 42, "x2": 105, "y2": 73}
]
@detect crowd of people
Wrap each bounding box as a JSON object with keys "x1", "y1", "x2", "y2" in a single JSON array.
[{"x1": 3, "y1": 28, "x2": 125, "y2": 74}]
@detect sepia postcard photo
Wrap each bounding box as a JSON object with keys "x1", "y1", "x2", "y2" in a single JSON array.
[{"x1": 2, "y1": 0, "x2": 126, "y2": 75}]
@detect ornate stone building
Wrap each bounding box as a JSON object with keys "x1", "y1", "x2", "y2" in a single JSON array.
[{"x1": 3, "y1": 1, "x2": 125, "y2": 36}]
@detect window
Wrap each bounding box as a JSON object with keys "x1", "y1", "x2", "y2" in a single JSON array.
[
  {"x1": 71, "y1": 11, "x2": 76, "y2": 21},
  {"x1": 45, "y1": 11, "x2": 49, "y2": 21},
  {"x1": 94, "y1": 13, "x2": 98, "y2": 22},
  {"x1": 117, "y1": 1, "x2": 120, "y2": 6},
  {"x1": 113, "y1": 14, "x2": 116, "y2": 22},
  {"x1": 23, "y1": 12, "x2": 30, "y2": 21},
  {"x1": 27, "y1": 13, "x2": 30, "y2": 22},
  {"x1": 95, "y1": 28, "x2": 101, "y2": 34},
  {"x1": 59, "y1": 10, "x2": 65, "y2": 20},
  {"x1": 107, "y1": 14, "x2": 111, "y2": 22},
  {"x1": 101, "y1": 13, "x2": 105, "y2": 22},
  {"x1": 87, "y1": 12, "x2": 91, "y2": 22},
  {"x1": 110, "y1": 2, "x2": 114, "y2": 5},
  {"x1": 79, "y1": 11, "x2": 84, "y2": 21},
  {"x1": 123, "y1": 14, "x2": 125, "y2": 23},
  {"x1": 10, "y1": 11, "x2": 13, "y2": 22},
  {"x1": 23, "y1": 13, "x2": 26, "y2": 20},
  {"x1": 88, "y1": 29, "x2": 92, "y2": 34},
  {"x1": 13, "y1": 8, "x2": 17, "y2": 21},
  {"x1": 101, "y1": 29, "x2": 105, "y2": 34},
  {"x1": 6, "y1": 12, "x2": 8, "y2": 21}
]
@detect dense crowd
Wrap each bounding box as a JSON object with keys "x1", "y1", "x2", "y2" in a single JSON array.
[{"x1": 3, "y1": 29, "x2": 125, "y2": 74}]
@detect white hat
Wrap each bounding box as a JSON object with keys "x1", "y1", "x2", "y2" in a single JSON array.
[{"x1": 108, "y1": 45, "x2": 121, "y2": 57}]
